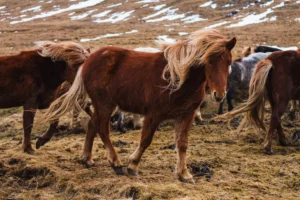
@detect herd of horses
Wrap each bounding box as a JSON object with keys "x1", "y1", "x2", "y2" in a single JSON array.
[{"x1": 0, "y1": 29, "x2": 299, "y2": 183}]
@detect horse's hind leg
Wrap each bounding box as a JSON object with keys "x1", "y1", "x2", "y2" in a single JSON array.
[
  {"x1": 289, "y1": 100, "x2": 297, "y2": 120},
  {"x1": 93, "y1": 101, "x2": 123, "y2": 174},
  {"x1": 23, "y1": 103, "x2": 37, "y2": 153},
  {"x1": 36, "y1": 121, "x2": 59, "y2": 149},
  {"x1": 264, "y1": 99, "x2": 289, "y2": 154},
  {"x1": 128, "y1": 115, "x2": 161, "y2": 175},
  {"x1": 175, "y1": 112, "x2": 195, "y2": 184},
  {"x1": 82, "y1": 114, "x2": 98, "y2": 166},
  {"x1": 117, "y1": 112, "x2": 127, "y2": 133}
]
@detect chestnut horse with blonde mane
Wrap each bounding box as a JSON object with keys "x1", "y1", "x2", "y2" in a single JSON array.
[
  {"x1": 218, "y1": 49, "x2": 300, "y2": 154},
  {"x1": 0, "y1": 41, "x2": 90, "y2": 153},
  {"x1": 41, "y1": 29, "x2": 236, "y2": 183}
]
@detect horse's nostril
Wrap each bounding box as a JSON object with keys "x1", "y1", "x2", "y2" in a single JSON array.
[{"x1": 213, "y1": 91, "x2": 217, "y2": 98}]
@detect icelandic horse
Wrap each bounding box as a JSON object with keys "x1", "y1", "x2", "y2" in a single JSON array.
[
  {"x1": 41, "y1": 29, "x2": 236, "y2": 183},
  {"x1": 0, "y1": 41, "x2": 90, "y2": 153},
  {"x1": 217, "y1": 49, "x2": 300, "y2": 154}
]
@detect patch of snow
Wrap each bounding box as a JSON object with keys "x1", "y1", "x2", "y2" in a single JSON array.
[
  {"x1": 71, "y1": 9, "x2": 96, "y2": 20},
  {"x1": 143, "y1": 7, "x2": 172, "y2": 20},
  {"x1": 227, "y1": 9, "x2": 274, "y2": 28},
  {"x1": 92, "y1": 10, "x2": 111, "y2": 18},
  {"x1": 178, "y1": 32, "x2": 188, "y2": 36},
  {"x1": 157, "y1": 35, "x2": 176, "y2": 43},
  {"x1": 125, "y1": 29, "x2": 138, "y2": 34},
  {"x1": 21, "y1": 6, "x2": 41, "y2": 13},
  {"x1": 211, "y1": 3, "x2": 217, "y2": 9},
  {"x1": 270, "y1": 45, "x2": 298, "y2": 51},
  {"x1": 80, "y1": 29, "x2": 138, "y2": 42},
  {"x1": 134, "y1": 47, "x2": 160, "y2": 52},
  {"x1": 272, "y1": 2, "x2": 284, "y2": 9},
  {"x1": 136, "y1": 0, "x2": 159, "y2": 3},
  {"x1": 141, "y1": 4, "x2": 149, "y2": 8},
  {"x1": 205, "y1": 21, "x2": 228, "y2": 29},
  {"x1": 297, "y1": 1, "x2": 300, "y2": 3},
  {"x1": 46, "y1": 0, "x2": 53, "y2": 3},
  {"x1": 181, "y1": 14, "x2": 207, "y2": 23},
  {"x1": 200, "y1": 1, "x2": 213, "y2": 7},
  {"x1": 94, "y1": 10, "x2": 135, "y2": 23},
  {"x1": 164, "y1": 23, "x2": 180, "y2": 26},
  {"x1": 295, "y1": 18, "x2": 300, "y2": 22},
  {"x1": 144, "y1": 7, "x2": 185, "y2": 22},
  {"x1": 11, "y1": 0, "x2": 105, "y2": 24},
  {"x1": 68, "y1": 12, "x2": 75, "y2": 16},
  {"x1": 269, "y1": 16, "x2": 277, "y2": 21},
  {"x1": 261, "y1": 0, "x2": 274, "y2": 7},
  {"x1": 151, "y1": 4, "x2": 166, "y2": 11},
  {"x1": 107, "y1": 3, "x2": 122, "y2": 8},
  {"x1": 223, "y1": 4, "x2": 234, "y2": 8},
  {"x1": 0, "y1": 6, "x2": 6, "y2": 10}
]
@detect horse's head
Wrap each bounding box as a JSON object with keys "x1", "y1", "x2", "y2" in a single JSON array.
[
  {"x1": 36, "y1": 41, "x2": 90, "y2": 83},
  {"x1": 205, "y1": 37, "x2": 236, "y2": 102}
]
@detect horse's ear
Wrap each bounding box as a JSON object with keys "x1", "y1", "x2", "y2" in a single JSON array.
[
  {"x1": 226, "y1": 37, "x2": 236, "y2": 50},
  {"x1": 87, "y1": 48, "x2": 91, "y2": 53}
]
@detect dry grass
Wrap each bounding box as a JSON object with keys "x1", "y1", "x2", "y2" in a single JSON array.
[{"x1": 1, "y1": 0, "x2": 300, "y2": 199}]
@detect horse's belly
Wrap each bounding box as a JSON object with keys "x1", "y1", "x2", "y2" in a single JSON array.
[{"x1": 0, "y1": 95, "x2": 25, "y2": 108}]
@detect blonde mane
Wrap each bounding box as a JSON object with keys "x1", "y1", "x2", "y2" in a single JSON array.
[
  {"x1": 161, "y1": 29, "x2": 228, "y2": 90},
  {"x1": 35, "y1": 41, "x2": 90, "y2": 66}
]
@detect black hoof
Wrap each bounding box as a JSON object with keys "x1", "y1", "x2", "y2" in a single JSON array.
[
  {"x1": 36, "y1": 137, "x2": 50, "y2": 149},
  {"x1": 117, "y1": 126, "x2": 127, "y2": 134},
  {"x1": 264, "y1": 149, "x2": 274, "y2": 155},
  {"x1": 127, "y1": 168, "x2": 138, "y2": 176},
  {"x1": 279, "y1": 139, "x2": 288, "y2": 146},
  {"x1": 112, "y1": 165, "x2": 125, "y2": 175}
]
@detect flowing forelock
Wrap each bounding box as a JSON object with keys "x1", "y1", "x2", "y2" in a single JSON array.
[{"x1": 160, "y1": 29, "x2": 229, "y2": 91}]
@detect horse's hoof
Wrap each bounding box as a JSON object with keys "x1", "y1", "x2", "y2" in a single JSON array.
[
  {"x1": 127, "y1": 168, "x2": 138, "y2": 176},
  {"x1": 112, "y1": 165, "x2": 125, "y2": 175},
  {"x1": 36, "y1": 137, "x2": 50, "y2": 149},
  {"x1": 178, "y1": 176, "x2": 195, "y2": 184},
  {"x1": 23, "y1": 145, "x2": 35, "y2": 154},
  {"x1": 117, "y1": 127, "x2": 127, "y2": 134},
  {"x1": 279, "y1": 139, "x2": 288, "y2": 146},
  {"x1": 264, "y1": 148, "x2": 274, "y2": 155}
]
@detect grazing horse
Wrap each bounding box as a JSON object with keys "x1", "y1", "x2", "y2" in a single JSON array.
[
  {"x1": 41, "y1": 29, "x2": 236, "y2": 183},
  {"x1": 0, "y1": 41, "x2": 90, "y2": 153},
  {"x1": 218, "y1": 49, "x2": 300, "y2": 154},
  {"x1": 218, "y1": 52, "x2": 271, "y2": 114}
]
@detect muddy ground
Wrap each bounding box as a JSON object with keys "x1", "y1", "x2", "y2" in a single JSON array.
[{"x1": 0, "y1": 0, "x2": 300, "y2": 199}]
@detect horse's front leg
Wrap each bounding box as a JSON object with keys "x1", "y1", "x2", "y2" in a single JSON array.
[
  {"x1": 128, "y1": 115, "x2": 161, "y2": 175},
  {"x1": 23, "y1": 103, "x2": 37, "y2": 153},
  {"x1": 36, "y1": 121, "x2": 59, "y2": 149},
  {"x1": 175, "y1": 112, "x2": 195, "y2": 184}
]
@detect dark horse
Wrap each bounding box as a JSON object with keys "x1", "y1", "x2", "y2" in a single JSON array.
[
  {"x1": 218, "y1": 52, "x2": 271, "y2": 114},
  {"x1": 0, "y1": 41, "x2": 90, "y2": 153},
  {"x1": 254, "y1": 45, "x2": 282, "y2": 53},
  {"x1": 41, "y1": 29, "x2": 236, "y2": 183},
  {"x1": 219, "y1": 49, "x2": 300, "y2": 154}
]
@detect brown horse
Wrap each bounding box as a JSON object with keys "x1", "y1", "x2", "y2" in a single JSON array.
[
  {"x1": 0, "y1": 41, "x2": 90, "y2": 153},
  {"x1": 41, "y1": 29, "x2": 236, "y2": 183},
  {"x1": 218, "y1": 49, "x2": 300, "y2": 154}
]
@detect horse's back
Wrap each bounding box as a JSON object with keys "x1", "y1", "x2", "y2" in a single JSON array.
[{"x1": 82, "y1": 46, "x2": 168, "y2": 114}]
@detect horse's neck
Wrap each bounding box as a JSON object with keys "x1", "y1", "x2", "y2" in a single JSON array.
[{"x1": 176, "y1": 65, "x2": 206, "y2": 95}]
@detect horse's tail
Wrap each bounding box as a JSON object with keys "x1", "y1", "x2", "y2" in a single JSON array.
[
  {"x1": 216, "y1": 59, "x2": 273, "y2": 131},
  {"x1": 40, "y1": 66, "x2": 88, "y2": 123}
]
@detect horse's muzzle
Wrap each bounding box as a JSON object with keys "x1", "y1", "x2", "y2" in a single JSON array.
[{"x1": 212, "y1": 91, "x2": 226, "y2": 102}]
